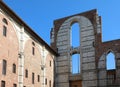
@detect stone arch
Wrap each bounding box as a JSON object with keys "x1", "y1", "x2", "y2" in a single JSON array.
[
  {"x1": 53, "y1": 10, "x2": 97, "y2": 87},
  {"x1": 56, "y1": 15, "x2": 94, "y2": 73}
]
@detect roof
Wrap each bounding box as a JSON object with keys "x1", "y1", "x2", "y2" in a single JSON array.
[{"x1": 0, "y1": 1, "x2": 59, "y2": 56}]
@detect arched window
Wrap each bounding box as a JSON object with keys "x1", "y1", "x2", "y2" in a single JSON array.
[
  {"x1": 106, "y1": 52, "x2": 116, "y2": 70},
  {"x1": 2, "y1": 18, "x2": 8, "y2": 25},
  {"x1": 13, "y1": 64, "x2": 16, "y2": 73},
  {"x1": 32, "y1": 42, "x2": 35, "y2": 46},
  {"x1": 71, "y1": 23, "x2": 80, "y2": 74},
  {"x1": 71, "y1": 23, "x2": 80, "y2": 47}
]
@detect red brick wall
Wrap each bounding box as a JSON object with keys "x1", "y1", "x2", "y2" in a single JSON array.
[
  {"x1": 24, "y1": 39, "x2": 41, "y2": 87},
  {"x1": 46, "y1": 54, "x2": 54, "y2": 87},
  {"x1": 0, "y1": 13, "x2": 19, "y2": 86}
]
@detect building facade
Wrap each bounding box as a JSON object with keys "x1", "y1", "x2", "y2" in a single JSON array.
[
  {"x1": 0, "y1": 1, "x2": 58, "y2": 87},
  {"x1": 0, "y1": 0, "x2": 120, "y2": 87},
  {"x1": 51, "y1": 9, "x2": 120, "y2": 87}
]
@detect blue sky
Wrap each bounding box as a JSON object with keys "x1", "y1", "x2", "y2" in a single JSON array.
[
  {"x1": 3, "y1": 0, "x2": 119, "y2": 73},
  {"x1": 3, "y1": 0, "x2": 120, "y2": 44}
]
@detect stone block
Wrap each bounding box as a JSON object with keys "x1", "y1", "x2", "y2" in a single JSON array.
[
  {"x1": 82, "y1": 51, "x2": 95, "y2": 58},
  {"x1": 98, "y1": 79, "x2": 107, "y2": 86},
  {"x1": 81, "y1": 35, "x2": 95, "y2": 42},
  {"x1": 82, "y1": 71, "x2": 97, "y2": 80},
  {"x1": 57, "y1": 74, "x2": 69, "y2": 83},
  {"x1": 56, "y1": 82, "x2": 69, "y2": 87},
  {"x1": 98, "y1": 60, "x2": 106, "y2": 69},
  {"x1": 56, "y1": 56, "x2": 68, "y2": 62},
  {"x1": 81, "y1": 40, "x2": 94, "y2": 47},
  {"x1": 98, "y1": 70, "x2": 106, "y2": 79},
  {"x1": 57, "y1": 60, "x2": 69, "y2": 67},
  {"x1": 81, "y1": 29, "x2": 94, "y2": 37},
  {"x1": 57, "y1": 66, "x2": 69, "y2": 73},
  {"x1": 82, "y1": 57, "x2": 95, "y2": 63}
]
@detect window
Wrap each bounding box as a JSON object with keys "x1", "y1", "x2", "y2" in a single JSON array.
[
  {"x1": 49, "y1": 80, "x2": 51, "y2": 87},
  {"x1": 38, "y1": 75, "x2": 40, "y2": 82},
  {"x1": 106, "y1": 52, "x2": 116, "y2": 70},
  {"x1": 32, "y1": 47, "x2": 35, "y2": 55},
  {"x1": 71, "y1": 23, "x2": 80, "y2": 47},
  {"x1": 72, "y1": 54, "x2": 80, "y2": 74},
  {"x1": 2, "y1": 18, "x2": 8, "y2": 25},
  {"x1": 71, "y1": 23, "x2": 81, "y2": 74},
  {"x1": 2, "y1": 60, "x2": 7, "y2": 75},
  {"x1": 50, "y1": 61, "x2": 51, "y2": 67},
  {"x1": 1, "y1": 81, "x2": 5, "y2": 87},
  {"x1": 32, "y1": 42, "x2": 35, "y2": 46},
  {"x1": 3, "y1": 26, "x2": 7, "y2": 37},
  {"x1": 32, "y1": 73, "x2": 34, "y2": 84},
  {"x1": 13, "y1": 64, "x2": 16, "y2": 73},
  {"x1": 13, "y1": 84, "x2": 17, "y2": 87},
  {"x1": 32, "y1": 42, "x2": 35, "y2": 55},
  {"x1": 45, "y1": 78, "x2": 47, "y2": 85},
  {"x1": 25, "y1": 69, "x2": 28, "y2": 78}
]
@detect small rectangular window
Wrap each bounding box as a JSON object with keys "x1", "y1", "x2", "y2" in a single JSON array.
[
  {"x1": 2, "y1": 60, "x2": 7, "y2": 75},
  {"x1": 32, "y1": 73, "x2": 34, "y2": 84},
  {"x1": 50, "y1": 61, "x2": 51, "y2": 67},
  {"x1": 49, "y1": 80, "x2": 51, "y2": 87},
  {"x1": 38, "y1": 75, "x2": 40, "y2": 82},
  {"x1": 13, "y1": 64, "x2": 16, "y2": 73},
  {"x1": 45, "y1": 78, "x2": 47, "y2": 85},
  {"x1": 13, "y1": 84, "x2": 17, "y2": 87},
  {"x1": 3, "y1": 26, "x2": 7, "y2": 37},
  {"x1": 32, "y1": 47, "x2": 35, "y2": 55},
  {"x1": 1, "y1": 81, "x2": 5, "y2": 87},
  {"x1": 25, "y1": 69, "x2": 28, "y2": 78}
]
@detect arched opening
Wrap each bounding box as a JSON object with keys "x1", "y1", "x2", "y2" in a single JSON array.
[
  {"x1": 71, "y1": 23, "x2": 80, "y2": 74},
  {"x1": 106, "y1": 52, "x2": 116, "y2": 70},
  {"x1": 106, "y1": 52, "x2": 116, "y2": 85},
  {"x1": 72, "y1": 54, "x2": 80, "y2": 74},
  {"x1": 71, "y1": 23, "x2": 80, "y2": 47},
  {"x1": 2, "y1": 18, "x2": 8, "y2": 25}
]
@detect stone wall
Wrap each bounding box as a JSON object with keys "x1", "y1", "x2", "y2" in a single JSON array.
[{"x1": 51, "y1": 9, "x2": 98, "y2": 87}]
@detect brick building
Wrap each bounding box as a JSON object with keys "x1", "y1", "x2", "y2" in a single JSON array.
[
  {"x1": 0, "y1": 1, "x2": 120, "y2": 87},
  {"x1": 0, "y1": 1, "x2": 58, "y2": 87}
]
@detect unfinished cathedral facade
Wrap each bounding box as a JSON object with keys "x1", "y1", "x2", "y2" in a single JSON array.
[
  {"x1": 51, "y1": 9, "x2": 120, "y2": 87},
  {"x1": 0, "y1": 0, "x2": 120, "y2": 87}
]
